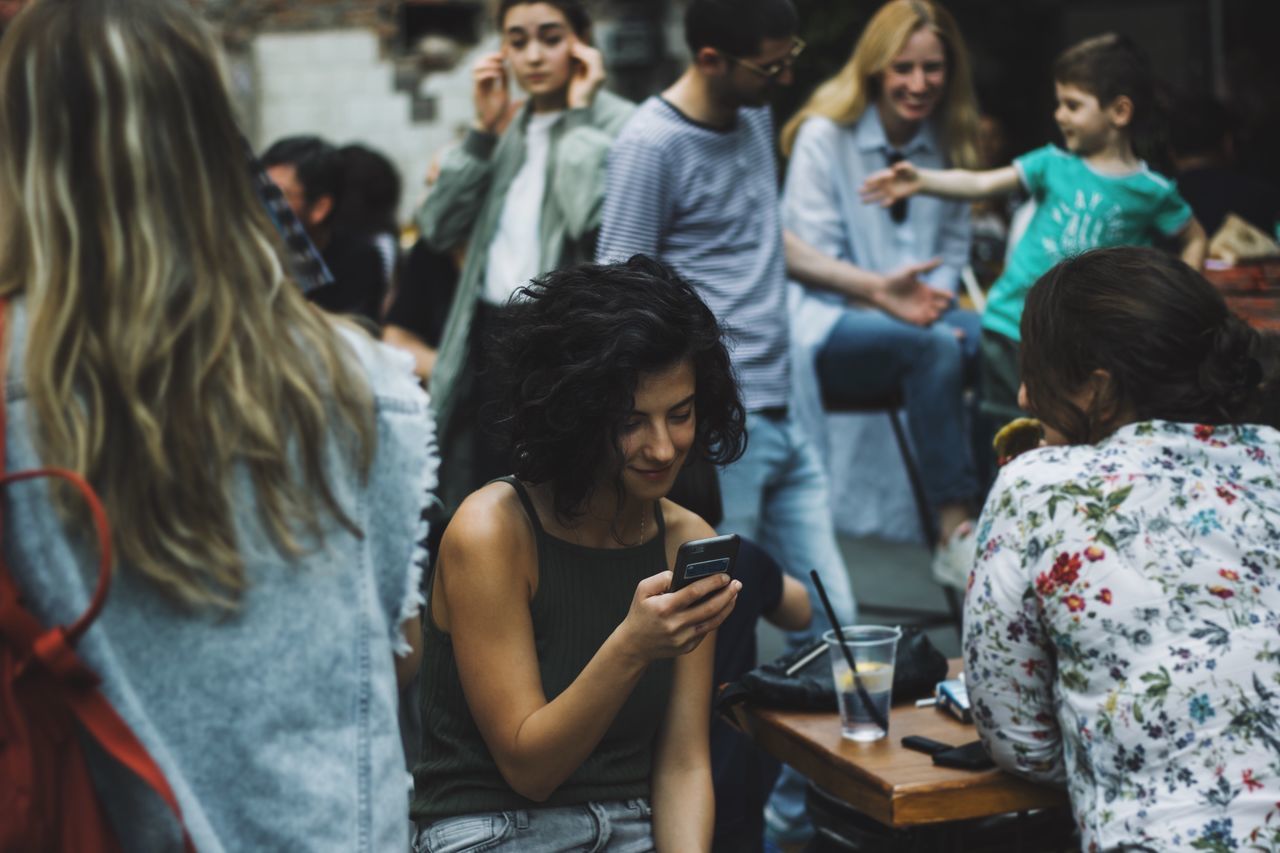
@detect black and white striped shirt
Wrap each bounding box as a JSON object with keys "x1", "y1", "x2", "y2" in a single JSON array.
[{"x1": 597, "y1": 98, "x2": 789, "y2": 411}]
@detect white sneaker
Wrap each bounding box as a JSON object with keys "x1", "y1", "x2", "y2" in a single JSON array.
[{"x1": 931, "y1": 523, "x2": 976, "y2": 590}]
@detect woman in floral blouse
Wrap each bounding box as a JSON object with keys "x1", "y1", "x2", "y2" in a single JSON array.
[{"x1": 964, "y1": 246, "x2": 1279, "y2": 852}]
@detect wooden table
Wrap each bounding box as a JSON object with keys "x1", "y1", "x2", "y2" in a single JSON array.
[{"x1": 729, "y1": 664, "x2": 1068, "y2": 829}]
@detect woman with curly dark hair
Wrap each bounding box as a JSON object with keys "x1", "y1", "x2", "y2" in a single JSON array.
[{"x1": 410, "y1": 255, "x2": 747, "y2": 851}]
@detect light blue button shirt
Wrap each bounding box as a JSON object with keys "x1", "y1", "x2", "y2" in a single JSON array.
[
  {"x1": 782, "y1": 107, "x2": 972, "y2": 542},
  {"x1": 784, "y1": 107, "x2": 971, "y2": 351}
]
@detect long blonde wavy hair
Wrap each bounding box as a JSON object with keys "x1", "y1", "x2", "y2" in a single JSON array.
[
  {"x1": 0, "y1": 0, "x2": 375, "y2": 609},
  {"x1": 780, "y1": 0, "x2": 980, "y2": 169}
]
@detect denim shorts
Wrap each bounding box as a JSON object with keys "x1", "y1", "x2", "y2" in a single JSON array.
[{"x1": 414, "y1": 799, "x2": 654, "y2": 853}]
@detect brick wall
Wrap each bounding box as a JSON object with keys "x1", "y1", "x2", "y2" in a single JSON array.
[{"x1": 205, "y1": 0, "x2": 397, "y2": 49}]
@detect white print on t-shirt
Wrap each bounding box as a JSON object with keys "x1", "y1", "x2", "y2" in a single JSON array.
[{"x1": 1041, "y1": 190, "x2": 1124, "y2": 261}]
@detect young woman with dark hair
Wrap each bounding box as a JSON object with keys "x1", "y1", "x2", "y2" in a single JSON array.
[
  {"x1": 410, "y1": 256, "x2": 748, "y2": 851},
  {"x1": 417, "y1": 0, "x2": 634, "y2": 508},
  {"x1": 964, "y1": 246, "x2": 1279, "y2": 852},
  {"x1": 333, "y1": 143, "x2": 403, "y2": 299}
]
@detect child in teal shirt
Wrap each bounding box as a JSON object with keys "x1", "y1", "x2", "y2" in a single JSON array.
[{"x1": 862, "y1": 33, "x2": 1207, "y2": 422}]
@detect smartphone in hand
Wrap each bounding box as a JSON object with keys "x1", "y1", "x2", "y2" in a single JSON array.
[{"x1": 668, "y1": 534, "x2": 740, "y2": 593}]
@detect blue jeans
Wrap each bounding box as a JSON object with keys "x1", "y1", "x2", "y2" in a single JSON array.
[
  {"x1": 815, "y1": 307, "x2": 980, "y2": 508},
  {"x1": 718, "y1": 410, "x2": 855, "y2": 645},
  {"x1": 414, "y1": 799, "x2": 653, "y2": 852},
  {"x1": 718, "y1": 411, "x2": 855, "y2": 842}
]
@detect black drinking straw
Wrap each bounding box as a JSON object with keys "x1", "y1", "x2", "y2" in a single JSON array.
[{"x1": 810, "y1": 570, "x2": 890, "y2": 734}]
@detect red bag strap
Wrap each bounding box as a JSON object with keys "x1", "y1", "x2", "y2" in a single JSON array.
[{"x1": 0, "y1": 300, "x2": 196, "y2": 852}]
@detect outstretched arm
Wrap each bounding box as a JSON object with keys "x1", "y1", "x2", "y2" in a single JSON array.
[
  {"x1": 784, "y1": 230, "x2": 952, "y2": 326},
  {"x1": 862, "y1": 161, "x2": 1021, "y2": 205}
]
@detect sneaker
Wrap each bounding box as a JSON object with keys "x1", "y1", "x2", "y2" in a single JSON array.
[
  {"x1": 931, "y1": 522, "x2": 976, "y2": 590},
  {"x1": 763, "y1": 802, "x2": 814, "y2": 847}
]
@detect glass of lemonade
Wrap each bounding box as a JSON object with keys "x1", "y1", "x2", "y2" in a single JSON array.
[{"x1": 822, "y1": 625, "x2": 901, "y2": 742}]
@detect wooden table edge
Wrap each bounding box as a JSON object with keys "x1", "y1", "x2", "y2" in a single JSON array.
[{"x1": 733, "y1": 702, "x2": 1069, "y2": 828}]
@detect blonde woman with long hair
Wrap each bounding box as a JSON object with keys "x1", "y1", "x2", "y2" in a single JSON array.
[
  {"x1": 0, "y1": 0, "x2": 436, "y2": 849},
  {"x1": 778, "y1": 0, "x2": 982, "y2": 621}
]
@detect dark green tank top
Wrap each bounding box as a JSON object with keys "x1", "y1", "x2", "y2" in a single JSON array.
[{"x1": 410, "y1": 478, "x2": 675, "y2": 821}]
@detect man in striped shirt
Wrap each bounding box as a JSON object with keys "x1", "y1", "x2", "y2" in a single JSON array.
[{"x1": 597, "y1": 2, "x2": 853, "y2": 844}]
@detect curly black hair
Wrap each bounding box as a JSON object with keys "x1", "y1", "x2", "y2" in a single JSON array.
[{"x1": 486, "y1": 255, "x2": 747, "y2": 521}]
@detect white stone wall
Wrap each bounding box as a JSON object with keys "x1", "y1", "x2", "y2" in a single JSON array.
[{"x1": 249, "y1": 28, "x2": 494, "y2": 225}]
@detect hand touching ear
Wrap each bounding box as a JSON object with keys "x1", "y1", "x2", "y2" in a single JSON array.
[
  {"x1": 472, "y1": 51, "x2": 509, "y2": 133},
  {"x1": 566, "y1": 38, "x2": 606, "y2": 110}
]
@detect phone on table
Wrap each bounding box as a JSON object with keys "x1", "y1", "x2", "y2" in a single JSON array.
[
  {"x1": 932, "y1": 740, "x2": 994, "y2": 771},
  {"x1": 668, "y1": 533, "x2": 740, "y2": 593},
  {"x1": 901, "y1": 736, "x2": 994, "y2": 771}
]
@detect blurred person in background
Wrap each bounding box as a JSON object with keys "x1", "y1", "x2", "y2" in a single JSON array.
[
  {"x1": 382, "y1": 142, "x2": 473, "y2": 384},
  {"x1": 333, "y1": 143, "x2": 403, "y2": 302},
  {"x1": 1170, "y1": 92, "x2": 1280, "y2": 238},
  {"x1": 595, "y1": 1, "x2": 864, "y2": 843},
  {"x1": 778, "y1": 0, "x2": 983, "y2": 579},
  {"x1": 416, "y1": 0, "x2": 633, "y2": 510},
  {"x1": 263, "y1": 134, "x2": 387, "y2": 322}
]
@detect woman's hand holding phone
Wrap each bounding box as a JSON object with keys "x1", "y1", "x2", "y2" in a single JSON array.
[
  {"x1": 472, "y1": 51, "x2": 509, "y2": 133},
  {"x1": 566, "y1": 38, "x2": 605, "y2": 110},
  {"x1": 616, "y1": 571, "x2": 740, "y2": 663}
]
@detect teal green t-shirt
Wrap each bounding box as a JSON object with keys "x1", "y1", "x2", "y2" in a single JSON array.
[{"x1": 983, "y1": 144, "x2": 1193, "y2": 341}]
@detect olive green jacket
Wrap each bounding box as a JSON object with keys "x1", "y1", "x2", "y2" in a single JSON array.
[{"x1": 416, "y1": 90, "x2": 634, "y2": 507}]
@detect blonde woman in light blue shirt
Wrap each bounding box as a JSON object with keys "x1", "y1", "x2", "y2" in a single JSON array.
[{"x1": 779, "y1": 0, "x2": 982, "y2": 567}]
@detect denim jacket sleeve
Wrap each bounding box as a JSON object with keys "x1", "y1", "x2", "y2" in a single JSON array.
[{"x1": 341, "y1": 329, "x2": 439, "y2": 654}]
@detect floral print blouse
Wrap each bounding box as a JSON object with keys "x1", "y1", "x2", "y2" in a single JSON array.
[{"x1": 964, "y1": 421, "x2": 1280, "y2": 852}]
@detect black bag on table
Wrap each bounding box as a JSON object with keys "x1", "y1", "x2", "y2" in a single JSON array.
[{"x1": 716, "y1": 626, "x2": 948, "y2": 714}]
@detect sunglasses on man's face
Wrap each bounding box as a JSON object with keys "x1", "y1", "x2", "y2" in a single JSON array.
[{"x1": 728, "y1": 38, "x2": 806, "y2": 80}]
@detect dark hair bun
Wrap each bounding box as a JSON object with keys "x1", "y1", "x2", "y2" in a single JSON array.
[
  {"x1": 1019, "y1": 247, "x2": 1273, "y2": 443},
  {"x1": 1198, "y1": 314, "x2": 1263, "y2": 419}
]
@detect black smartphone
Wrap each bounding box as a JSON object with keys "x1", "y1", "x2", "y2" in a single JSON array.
[
  {"x1": 932, "y1": 740, "x2": 995, "y2": 771},
  {"x1": 901, "y1": 735, "x2": 953, "y2": 756},
  {"x1": 668, "y1": 533, "x2": 740, "y2": 593}
]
